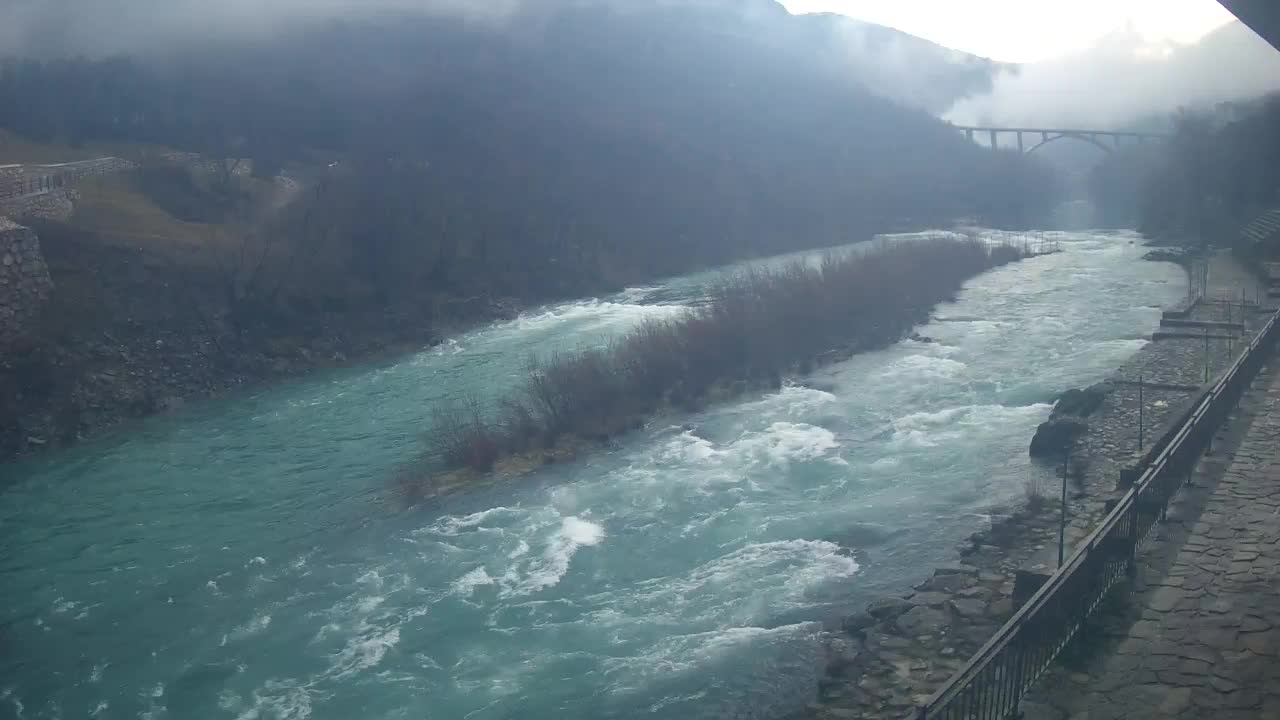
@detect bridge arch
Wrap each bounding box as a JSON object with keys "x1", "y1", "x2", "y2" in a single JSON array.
[
  {"x1": 1025, "y1": 132, "x2": 1114, "y2": 155},
  {"x1": 953, "y1": 125, "x2": 1165, "y2": 154}
]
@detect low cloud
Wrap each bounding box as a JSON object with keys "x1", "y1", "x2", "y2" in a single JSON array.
[
  {"x1": 0, "y1": 0, "x2": 528, "y2": 57},
  {"x1": 945, "y1": 21, "x2": 1280, "y2": 129}
]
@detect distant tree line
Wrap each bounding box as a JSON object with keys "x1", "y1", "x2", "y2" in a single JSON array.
[{"x1": 1091, "y1": 96, "x2": 1280, "y2": 245}]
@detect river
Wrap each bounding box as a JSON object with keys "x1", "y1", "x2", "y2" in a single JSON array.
[{"x1": 0, "y1": 230, "x2": 1184, "y2": 720}]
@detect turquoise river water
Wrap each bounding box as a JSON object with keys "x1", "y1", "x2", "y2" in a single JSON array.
[{"x1": 0, "y1": 230, "x2": 1185, "y2": 720}]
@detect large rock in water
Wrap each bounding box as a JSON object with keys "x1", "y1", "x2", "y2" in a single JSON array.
[
  {"x1": 1028, "y1": 383, "x2": 1111, "y2": 459},
  {"x1": 1052, "y1": 384, "x2": 1110, "y2": 418},
  {"x1": 1029, "y1": 417, "x2": 1087, "y2": 459}
]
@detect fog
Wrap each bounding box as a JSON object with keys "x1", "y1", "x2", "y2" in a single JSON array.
[
  {"x1": 820, "y1": 15, "x2": 1000, "y2": 113},
  {"x1": 0, "y1": 0, "x2": 791, "y2": 57},
  {"x1": 946, "y1": 20, "x2": 1280, "y2": 129},
  {"x1": 7, "y1": 0, "x2": 1280, "y2": 133},
  {"x1": 0, "y1": 0, "x2": 530, "y2": 56}
]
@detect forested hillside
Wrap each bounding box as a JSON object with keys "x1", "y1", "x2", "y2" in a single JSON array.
[
  {"x1": 1089, "y1": 95, "x2": 1280, "y2": 245},
  {"x1": 1, "y1": 1, "x2": 1055, "y2": 295},
  {"x1": 0, "y1": 0, "x2": 1062, "y2": 457}
]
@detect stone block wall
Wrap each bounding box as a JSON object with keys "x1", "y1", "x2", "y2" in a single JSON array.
[
  {"x1": 0, "y1": 165, "x2": 23, "y2": 199},
  {"x1": 0, "y1": 189, "x2": 75, "y2": 222},
  {"x1": 0, "y1": 218, "x2": 53, "y2": 348}
]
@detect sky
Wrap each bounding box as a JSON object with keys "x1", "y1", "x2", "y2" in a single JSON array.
[{"x1": 780, "y1": 0, "x2": 1238, "y2": 62}]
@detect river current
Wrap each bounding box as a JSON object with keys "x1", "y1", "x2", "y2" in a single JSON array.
[{"x1": 0, "y1": 230, "x2": 1184, "y2": 720}]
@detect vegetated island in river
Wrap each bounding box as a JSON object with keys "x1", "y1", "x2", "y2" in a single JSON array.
[{"x1": 399, "y1": 235, "x2": 1041, "y2": 500}]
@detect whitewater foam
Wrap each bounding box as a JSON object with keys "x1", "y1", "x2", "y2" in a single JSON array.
[
  {"x1": 329, "y1": 623, "x2": 402, "y2": 680},
  {"x1": 602, "y1": 622, "x2": 822, "y2": 691},
  {"x1": 451, "y1": 568, "x2": 496, "y2": 598},
  {"x1": 231, "y1": 680, "x2": 313, "y2": 720},
  {"x1": 880, "y1": 354, "x2": 969, "y2": 381},
  {"x1": 736, "y1": 422, "x2": 846, "y2": 467},
  {"x1": 424, "y1": 506, "x2": 521, "y2": 537},
  {"x1": 231, "y1": 614, "x2": 272, "y2": 640},
  {"x1": 507, "y1": 299, "x2": 685, "y2": 335},
  {"x1": 662, "y1": 422, "x2": 845, "y2": 471},
  {"x1": 501, "y1": 517, "x2": 605, "y2": 598}
]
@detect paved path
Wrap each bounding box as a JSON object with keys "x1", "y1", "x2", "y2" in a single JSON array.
[{"x1": 1027, "y1": 362, "x2": 1280, "y2": 719}]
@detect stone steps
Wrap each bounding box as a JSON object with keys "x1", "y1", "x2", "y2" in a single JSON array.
[{"x1": 1241, "y1": 210, "x2": 1280, "y2": 247}]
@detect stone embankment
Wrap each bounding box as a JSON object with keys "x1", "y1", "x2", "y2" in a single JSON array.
[
  {"x1": 1024, "y1": 359, "x2": 1280, "y2": 719},
  {"x1": 0, "y1": 216, "x2": 522, "y2": 460},
  {"x1": 803, "y1": 250, "x2": 1270, "y2": 720},
  {"x1": 0, "y1": 157, "x2": 138, "y2": 222},
  {"x1": 0, "y1": 218, "x2": 52, "y2": 347}
]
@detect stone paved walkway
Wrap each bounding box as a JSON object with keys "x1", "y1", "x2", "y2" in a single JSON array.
[{"x1": 1026, "y1": 361, "x2": 1280, "y2": 720}]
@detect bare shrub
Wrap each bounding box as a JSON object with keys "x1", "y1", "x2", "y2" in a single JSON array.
[
  {"x1": 420, "y1": 237, "x2": 1027, "y2": 473},
  {"x1": 1025, "y1": 473, "x2": 1049, "y2": 513},
  {"x1": 431, "y1": 395, "x2": 500, "y2": 471}
]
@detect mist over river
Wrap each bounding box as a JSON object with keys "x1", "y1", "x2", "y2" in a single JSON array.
[{"x1": 0, "y1": 230, "x2": 1184, "y2": 720}]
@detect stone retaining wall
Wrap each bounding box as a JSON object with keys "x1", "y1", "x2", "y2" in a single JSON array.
[
  {"x1": 0, "y1": 157, "x2": 137, "y2": 201},
  {"x1": 0, "y1": 218, "x2": 53, "y2": 348},
  {"x1": 0, "y1": 189, "x2": 75, "y2": 222}
]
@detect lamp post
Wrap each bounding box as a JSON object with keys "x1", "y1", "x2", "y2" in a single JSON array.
[
  {"x1": 1138, "y1": 374, "x2": 1144, "y2": 452},
  {"x1": 1059, "y1": 446, "x2": 1069, "y2": 568}
]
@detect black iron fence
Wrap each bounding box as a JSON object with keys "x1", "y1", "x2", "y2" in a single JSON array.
[{"x1": 912, "y1": 307, "x2": 1280, "y2": 720}]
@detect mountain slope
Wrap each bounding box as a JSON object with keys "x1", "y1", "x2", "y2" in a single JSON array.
[{"x1": 1, "y1": 0, "x2": 1056, "y2": 293}]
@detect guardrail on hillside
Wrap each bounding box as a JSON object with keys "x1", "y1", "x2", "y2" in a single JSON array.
[
  {"x1": 0, "y1": 158, "x2": 135, "y2": 202},
  {"x1": 910, "y1": 306, "x2": 1280, "y2": 720}
]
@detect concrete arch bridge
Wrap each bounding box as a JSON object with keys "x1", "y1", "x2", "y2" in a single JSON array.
[{"x1": 951, "y1": 125, "x2": 1169, "y2": 154}]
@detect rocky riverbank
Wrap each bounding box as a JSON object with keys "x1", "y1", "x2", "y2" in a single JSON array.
[
  {"x1": 801, "y1": 250, "x2": 1269, "y2": 719},
  {"x1": 0, "y1": 220, "x2": 523, "y2": 463}
]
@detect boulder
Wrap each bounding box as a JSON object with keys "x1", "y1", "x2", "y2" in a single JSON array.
[
  {"x1": 948, "y1": 598, "x2": 988, "y2": 619},
  {"x1": 1052, "y1": 384, "x2": 1111, "y2": 418},
  {"x1": 907, "y1": 592, "x2": 951, "y2": 608},
  {"x1": 896, "y1": 606, "x2": 949, "y2": 636},
  {"x1": 1029, "y1": 417, "x2": 1087, "y2": 459},
  {"x1": 825, "y1": 636, "x2": 862, "y2": 671},
  {"x1": 1143, "y1": 248, "x2": 1191, "y2": 265},
  {"x1": 866, "y1": 597, "x2": 912, "y2": 620},
  {"x1": 917, "y1": 570, "x2": 974, "y2": 593},
  {"x1": 842, "y1": 613, "x2": 876, "y2": 633},
  {"x1": 933, "y1": 564, "x2": 979, "y2": 576}
]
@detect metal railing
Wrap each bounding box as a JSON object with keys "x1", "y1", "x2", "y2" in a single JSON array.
[
  {"x1": 911, "y1": 306, "x2": 1280, "y2": 720},
  {"x1": 0, "y1": 158, "x2": 133, "y2": 202}
]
